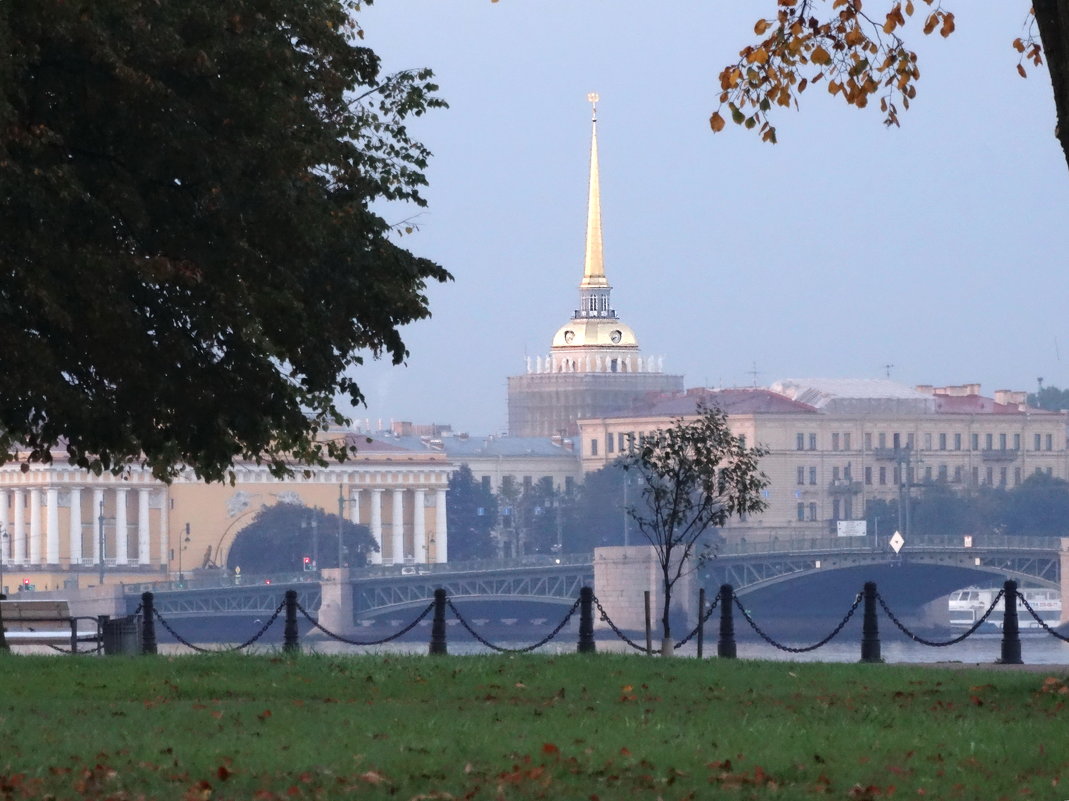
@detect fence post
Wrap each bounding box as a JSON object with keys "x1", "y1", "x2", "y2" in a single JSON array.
[
  {"x1": 141, "y1": 591, "x2": 157, "y2": 655},
  {"x1": 860, "y1": 582, "x2": 881, "y2": 663},
  {"x1": 717, "y1": 584, "x2": 736, "y2": 659},
  {"x1": 429, "y1": 588, "x2": 447, "y2": 655},
  {"x1": 696, "y1": 587, "x2": 706, "y2": 659},
  {"x1": 644, "y1": 590, "x2": 652, "y2": 656},
  {"x1": 283, "y1": 590, "x2": 299, "y2": 654},
  {"x1": 577, "y1": 586, "x2": 596, "y2": 653},
  {"x1": 1000, "y1": 580, "x2": 1023, "y2": 665}
]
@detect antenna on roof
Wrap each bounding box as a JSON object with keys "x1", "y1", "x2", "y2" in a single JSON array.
[
  {"x1": 747, "y1": 361, "x2": 762, "y2": 388},
  {"x1": 883, "y1": 363, "x2": 894, "y2": 378}
]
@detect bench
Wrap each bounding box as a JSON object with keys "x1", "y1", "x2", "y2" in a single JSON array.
[{"x1": 0, "y1": 600, "x2": 104, "y2": 653}]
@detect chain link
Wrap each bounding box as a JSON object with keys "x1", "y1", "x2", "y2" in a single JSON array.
[
  {"x1": 733, "y1": 593, "x2": 862, "y2": 653},
  {"x1": 1016, "y1": 593, "x2": 1069, "y2": 643},
  {"x1": 152, "y1": 602, "x2": 283, "y2": 653},
  {"x1": 295, "y1": 601, "x2": 434, "y2": 646},
  {"x1": 446, "y1": 598, "x2": 580, "y2": 653},
  {"x1": 592, "y1": 595, "x2": 651, "y2": 653},
  {"x1": 673, "y1": 592, "x2": 722, "y2": 650},
  {"x1": 877, "y1": 589, "x2": 1003, "y2": 647}
]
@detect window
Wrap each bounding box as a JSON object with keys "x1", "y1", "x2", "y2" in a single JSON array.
[
  {"x1": 844, "y1": 463, "x2": 852, "y2": 481},
  {"x1": 985, "y1": 433, "x2": 993, "y2": 450},
  {"x1": 999, "y1": 467, "x2": 1008, "y2": 487},
  {"x1": 986, "y1": 466, "x2": 994, "y2": 485},
  {"x1": 565, "y1": 476, "x2": 575, "y2": 494},
  {"x1": 808, "y1": 433, "x2": 817, "y2": 450},
  {"x1": 844, "y1": 433, "x2": 851, "y2": 451},
  {"x1": 808, "y1": 503, "x2": 817, "y2": 522},
  {"x1": 1035, "y1": 433, "x2": 1042, "y2": 451},
  {"x1": 796, "y1": 433, "x2": 805, "y2": 451},
  {"x1": 1013, "y1": 433, "x2": 1021, "y2": 450},
  {"x1": 924, "y1": 466, "x2": 932, "y2": 482},
  {"x1": 864, "y1": 432, "x2": 873, "y2": 450},
  {"x1": 893, "y1": 433, "x2": 901, "y2": 449},
  {"x1": 907, "y1": 433, "x2": 915, "y2": 449},
  {"x1": 523, "y1": 475, "x2": 532, "y2": 490},
  {"x1": 797, "y1": 503, "x2": 805, "y2": 522},
  {"x1": 606, "y1": 435, "x2": 614, "y2": 454},
  {"x1": 1046, "y1": 433, "x2": 1054, "y2": 451},
  {"x1": 589, "y1": 439, "x2": 598, "y2": 456},
  {"x1": 924, "y1": 433, "x2": 932, "y2": 450},
  {"x1": 832, "y1": 499, "x2": 841, "y2": 520},
  {"x1": 809, "y1": 467, "x2": 817, "y2": 485},
  {"x1": 879, "y1": 466, "x2": 887, "y2": 485},
  {"x1": 1014, "y1": 467, "x2": 1022, "y2": 485},
  {"x1": 972, "y1": 466, "x2": 979, "y2": 485},
  {"x1": 893, "y1": 467, "x2": 901, "y2": 485},
  {"x1": 481, "y1": 476, "x2": 492, "y2": 493},
  {"x1": 865, "y1": 466, "x2": 873, "y2": 485},
  {"x1": 832, "y1": 466, "x2": 840, "y2": 482},
  {"x1": 999, "y1": 433, "x2": 1007, "y2": 451},
  {"x1": 618, "y1": 433, "x2": 626, "y2": 452},
  {"x1": 971, "y1": 433, "x2": 979, "y2": 450},
  {"x1": 938, "y1": 464, "x2": 947, "y2": 481},
  {"x1": 797, "y1": 466, "x2": 805, "y2": 485},
  {"x1": 832, "y1": 433, "x2": 840, "y2": 451},
  {"x1": 954, "y1": 433, "x2": 962, "y2": 450},
  {"x1": 954, "y1": 466, "x2": 963, "y2": 483},
  {"x1": 502, "y1": 475, "x2": 515, "y2": 494},
  {"x1": 878, "y1": 432, "x2": 887, "y2": 449},
  {"x1": 939, "y1": 433, "x2": 947, "y2": 450}
]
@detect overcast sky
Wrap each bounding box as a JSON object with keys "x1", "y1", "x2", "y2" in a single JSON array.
[{"x1": 341, "y1": 1, "x2": 1069, "y2": 435}]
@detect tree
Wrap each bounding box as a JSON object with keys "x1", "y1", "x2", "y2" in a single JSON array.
[
  {"x1": 0, "y1": 1, "x2": 450, "y2": 482},
  {"x1": 1002, "y1": 471, "x2": 1069, "y2": 536},
  {"x1": 445, "y1": 465, "x2": 498, "y2": 560},
  {"x1": 713, "y1": 1, "x2": 1069, "y2": 172},
  {"x1": 618, "y1": 405, "x2": 769, "y2": 655},
  {"x1": 1028, "y1": 384, "x2": 1069, "y2": 410},
  {"x1": 227, "y1": 502, "x2": 376, "y2": 574}
]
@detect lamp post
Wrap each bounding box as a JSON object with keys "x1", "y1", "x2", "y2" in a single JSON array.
[
  {"x1": 177, "y1": 523, "x2": 191, "y2": 584},
  {"x1": 301, "y1": 512, "x2": 319, "y2": 572},
  {"x1": 97, "y1": 499, "x2": 106, "y2": 585},
  {"x1": 0, "y1": 526, "x2": 7, "y2": 596},
  {"x1": 337, "y1": 484, "x2": 346, "y2": 569}
]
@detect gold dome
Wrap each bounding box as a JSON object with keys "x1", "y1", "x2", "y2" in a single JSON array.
[{"x1": 552, "y1": 318, "x2": 638, "y2": 349}]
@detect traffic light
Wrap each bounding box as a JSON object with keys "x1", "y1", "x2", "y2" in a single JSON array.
[{"x1": 302, "y1": 556, "x2": 313, "y2": 572}]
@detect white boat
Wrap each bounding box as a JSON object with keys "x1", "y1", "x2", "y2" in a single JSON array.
[{"x1": 948, "y1": 586, "x2": 1061, "y2": 631}]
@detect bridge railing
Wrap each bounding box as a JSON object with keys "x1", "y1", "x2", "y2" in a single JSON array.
[{"x1": 717, "y1": 533, "x2": 1063, "y2": 557}]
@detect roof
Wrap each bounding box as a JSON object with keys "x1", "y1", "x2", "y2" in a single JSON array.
[
  {"x1": 389, "y1": 435, "x2": 578, "y2": 460},
  {"x1": 771, "y1": 378, "x2": 936, "y2": 414},
  {"x1": 593, "y1": 387, "x2": 818, "y2": 420}
]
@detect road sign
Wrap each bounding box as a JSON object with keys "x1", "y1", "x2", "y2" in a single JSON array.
[{"x1": 889, "y1": 530, "x2": 905, "y2": 554}]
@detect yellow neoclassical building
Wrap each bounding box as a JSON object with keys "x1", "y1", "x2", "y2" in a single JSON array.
[{"x1": 0, "y1": 433, "x2": 450, "y2": 594}]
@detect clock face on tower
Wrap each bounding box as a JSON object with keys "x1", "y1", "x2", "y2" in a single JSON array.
[
  {"x1": 563, "y1": 330, "x2": 575, "y2": 343},
  {"x1": 610, "y1": 330, "x2": 622, "y2": 344}
]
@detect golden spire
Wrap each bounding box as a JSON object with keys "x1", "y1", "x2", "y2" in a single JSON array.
[{"x1": 581, "y1": 92, "x2": 608, "y2": 289}]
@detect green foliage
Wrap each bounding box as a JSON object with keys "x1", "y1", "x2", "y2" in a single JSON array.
[
  {"x1": 1028, "y1": 384, "x2": 1069, "y2": 411},
  {"x1": 226, "y1": 502, "x2": 375, "y2": 572},
  {"x1": 1, "y1": 653, "x2": 1067, "y2": 799},
  {"x1": 446, "y1": 464, "x2": 498, "y2": 560},
  {"x1": 618, "y1": 405, "x2": 769, "y2": 644},
  {"x1": 0, "y1": 1, "x2": 450, "y2": 482}
]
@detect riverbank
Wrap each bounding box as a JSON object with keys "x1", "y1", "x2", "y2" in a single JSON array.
[{"x1": 2, "y1": 653, "x2": 1068, "y2": 798}]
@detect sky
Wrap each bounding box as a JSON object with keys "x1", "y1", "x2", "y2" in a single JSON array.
[{"x1": 341, "y1": 1, "x2": 1069, "y2": 436}]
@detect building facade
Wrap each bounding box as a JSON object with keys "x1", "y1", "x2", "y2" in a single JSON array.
[
  {"x1": 0, "y1": 433, "x2": 451, "y2": 594},
  {"x1": 577, "y1": 381, "x2": 1069, "y2": 541},
  {"x1": 507, "y1": 95, "x2": 682, "y2": 437}
]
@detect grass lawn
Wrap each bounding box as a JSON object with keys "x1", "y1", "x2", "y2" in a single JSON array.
[{"x1": 0, "y1": 652, "x2": 1067, "y2": 799}]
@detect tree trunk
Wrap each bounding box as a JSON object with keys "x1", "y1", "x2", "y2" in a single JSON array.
[
  {"x1": 1034, "y1": 0, "x2": 1069, "y2": 172},
  {"x1": 661, "y1": 562, "x2": 673, "y2": 656}
]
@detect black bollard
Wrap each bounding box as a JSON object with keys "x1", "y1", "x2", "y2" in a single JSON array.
[
  {"x1": 860, "y1": 582, "x2": 881, "y2": 663},
  {"x1": 718, "y1": 584, "x2": 736, "y2": 659},
  {"x1": 696, "y1": 587, "x2": 706, "y2": 659},
  {"x1": 429, "y1": 588, "x2": 448, "y2": 655},
  {"x1": 644, "y1": 590, "x2": 652, "y2": 656},
  {"x1": 577, "y1": 586, "x2": 596, "y2": 653},
  {"x1": 283, "y1": 590, "x2": 299, "y2": 654},
  {"x1": 1000, "y1": 580, "x2": 1023, "y2": 664},
  {"x1": 141, "y1": 592, "x2": 157, "y2": 655}
]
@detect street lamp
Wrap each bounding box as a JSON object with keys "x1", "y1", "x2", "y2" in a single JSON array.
[
  {"x1": 301, "y1": 512, "x2": 319, "y2": 572},
  {"x1": 177, "y1": 523, "x2": 191, "y2": 585}
]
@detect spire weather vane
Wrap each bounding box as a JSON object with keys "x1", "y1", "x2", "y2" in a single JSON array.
[{"x1": 587, "y1": 91, "x2": 598, "y2": 121}]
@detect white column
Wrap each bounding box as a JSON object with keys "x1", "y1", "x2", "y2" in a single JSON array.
[
  {"x1": 114, "y1": 488, "x2": 129, "y2": 565},
  {"x1": 68, "y1": 488, "x2": 83, "y2": 567},
  {"x1": 369, "y1": 489, "x2": 383, "y2": 565},
  {"x1": 413, "y1": 488, "x2": 426, "y2": 564},
  {"x1": 137, "y1": 488, "x2": 151, "y2": 565},
  {"x1": 391, "y1": 488, "x2": 405, "y2": 564},
  {"x1": 29, "y1": 488, "x2": 41, "y2": 564},
  {"x1": 46, "y1": 487, "x2": 59, "y2": 564},
  {"x1": 12, "y1": 489, "x2": 25, "y2": 564},
  {"x1": 435, "y1": 487, "x2": 448, "y2": 564},
  {"x1": 349, "y1": 489, "x2": 361, "y2": 526},
  {"x1": 159, "y1": 491, "x2": 169, "y2": 568},
  {"x1": 0, "y1": 489, "x2": 7, "y2": 566},
  {"x1": 92, "y1": 489, "x2": 104, "y2": 565}
]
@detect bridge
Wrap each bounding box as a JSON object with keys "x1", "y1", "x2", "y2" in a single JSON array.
[{"x1": 121, "y1": 535, "x2": 1066, "y2": 626}]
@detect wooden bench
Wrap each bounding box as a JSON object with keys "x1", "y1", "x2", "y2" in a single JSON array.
[{"x1": 0, "y1": 600, "x2": 104, "y2": 653}]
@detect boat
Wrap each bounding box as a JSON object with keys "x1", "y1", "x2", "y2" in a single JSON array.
[{"x1": 948, "y1": 586, "x2": 1061, "y2": 631}]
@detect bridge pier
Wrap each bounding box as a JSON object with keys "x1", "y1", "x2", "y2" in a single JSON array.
[
  {"x1": 318, "y1": 568, "x2": 355, "y2": 636},
  {"x1": 593, "y1": 546, "x2": 695, "y2": 641}
]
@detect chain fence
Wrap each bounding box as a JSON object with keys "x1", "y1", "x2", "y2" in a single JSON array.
[
  {"x1": 591, "y1": 595, "x2": 650, "y2": 653},
  {"x1": 295, "y1": 601, "x2": 435, "y2": 646},
  {"x1": 1017, "y1": 594, "x2": 1069, "y2": 643},
  {"x1": 876, "y1": 589, "x2": 1004, "y2": 647},
  {"x1": 447, "y1": 598, "x2": 580, "y2": 653},
  {"x1": 733, "y1": 592, "x2": 863, "y2": 654},
  {"x1": 674, "y1": 592, "x2": 721, "y2": 650},
  {"x1": 152, "y1": 602, "x2": 284, "y2": 654}
]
